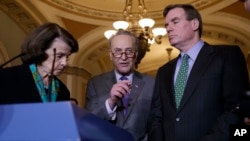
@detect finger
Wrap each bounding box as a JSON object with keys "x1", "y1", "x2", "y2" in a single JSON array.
[{"x1": 114, "y1": 83, "x2": 131, "y2": 92}]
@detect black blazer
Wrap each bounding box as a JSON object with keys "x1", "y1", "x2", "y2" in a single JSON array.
[
  {"x1": 149, "y1": 43, "x2": 250, "y2": 141},
  {"x1": 0, "y1": 64, "x2": 70, "y2": 104}
]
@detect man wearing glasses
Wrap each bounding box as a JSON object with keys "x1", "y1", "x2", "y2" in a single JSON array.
[{"x1": 85, "y1": 29, "x2": 155, "y2": 141}]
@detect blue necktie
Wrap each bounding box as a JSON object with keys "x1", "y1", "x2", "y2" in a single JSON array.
[
  {"x1": 174, "y1": 54, "x2": 189, "y2": 108},
  {"x1": 120, "y1": 76, "x2": 130, "y2": 116}
]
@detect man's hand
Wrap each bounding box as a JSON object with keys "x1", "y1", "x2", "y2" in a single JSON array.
[
  {"x1": 107, "y1": 80, "x2": 131, "y2": 109},
  {"x1": 244, "y1": 117, "x2": 250, "y2": 125}
]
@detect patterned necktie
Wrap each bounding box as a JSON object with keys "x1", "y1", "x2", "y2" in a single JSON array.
[
  {"x1": 174, "y1": 54, "x2": 189, "y2": 109},
  {"x1": 120, "y1": 76, "x2": 130, "y2": 116}
]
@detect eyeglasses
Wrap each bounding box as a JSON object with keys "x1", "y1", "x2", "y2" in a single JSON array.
[{"x1": 111, "y1": 49, "x2": 136, "y2": 58}]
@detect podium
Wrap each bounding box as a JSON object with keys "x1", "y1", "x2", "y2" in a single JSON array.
[{"x1": 0, "y1": 102, "x2": 134, "y2": 141}]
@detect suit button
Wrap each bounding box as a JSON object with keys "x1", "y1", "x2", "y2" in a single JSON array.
[{"x1": 176, "y1": 118, "x2": 180, "y2": 122}]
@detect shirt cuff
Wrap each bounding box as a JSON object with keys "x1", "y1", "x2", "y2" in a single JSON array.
[{"x1": 105, "y1": 99, "x2": 117, "y2": 120}]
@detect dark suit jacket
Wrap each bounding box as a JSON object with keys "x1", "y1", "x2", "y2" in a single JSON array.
[
  {"x1": 0, "y1": 64, "x2": 70, "y2": 104},
  {"x1": 148, "y1": 43, "x2": 250, "y2": 141},
  {"x1": 85, "y1": 70, "x2": 155, "y2": 141}
]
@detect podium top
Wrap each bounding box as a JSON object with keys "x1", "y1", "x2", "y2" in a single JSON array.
[{"x1": 0, "y1": 102, "x2": 134, "y2": 141}]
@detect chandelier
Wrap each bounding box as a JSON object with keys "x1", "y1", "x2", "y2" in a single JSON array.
[{"x1": 104, "y1": 0, "x2": 167, "y2": 68}]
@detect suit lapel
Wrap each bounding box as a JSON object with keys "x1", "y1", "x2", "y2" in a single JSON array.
[
  {"x1": 105, "y1": 71, "x2": 117, "y2": 88},
  {"x1": 105, "y1": 71, "x2": 123, "y2": 106},
  {"x1": 164, "y1": 59, "x2": 178, "y2": 109},
  {"x1": 23, "y1": 65, "x2": 43, "y2": 101},
  {"x1": 178, "y1": 43, "x2": 214, "y2": 111}
]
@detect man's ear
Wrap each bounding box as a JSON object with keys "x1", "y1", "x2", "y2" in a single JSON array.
[
  {"x1": 191, "y1": 18, "x2": 199, "y2": 31},
  {"x1": 134, "y1": 50, "x2": 138, "y2": 59},
  {"x1": 109, "y1": 51, "x2": 113, "y2": 61}
]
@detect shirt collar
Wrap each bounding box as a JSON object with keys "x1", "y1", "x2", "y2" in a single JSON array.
[
  {"x1": 114, "y1": 70, "x2": 133, "y2": 82},
  {"x1": 183, "y1": 40, "x2": 204, "y2": 61}
]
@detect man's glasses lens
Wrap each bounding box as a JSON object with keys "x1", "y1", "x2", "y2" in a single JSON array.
[{"x1": 112, "y1": 50, "x2": 135, "y2": 58}]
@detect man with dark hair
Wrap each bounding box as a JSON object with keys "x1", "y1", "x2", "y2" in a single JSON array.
[{"x1": 148, "y1": 4, "x2": 249, "y2": 141}]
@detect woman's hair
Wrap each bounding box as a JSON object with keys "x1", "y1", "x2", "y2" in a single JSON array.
[
  {"x1": 21, "y1": 22, "x2": 79, "y2": 64},
  {"x1": 163, "y1": 4, "x2": 203, "y2": 37}
]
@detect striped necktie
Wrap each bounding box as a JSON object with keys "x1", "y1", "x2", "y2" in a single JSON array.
[{"x1": 174, "y1": 54, "x2": 189, "y2": 109}]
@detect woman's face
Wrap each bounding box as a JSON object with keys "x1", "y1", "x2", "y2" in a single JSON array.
[{"x1": 38, "y1": 37, "x2": 71, "y2": 77}]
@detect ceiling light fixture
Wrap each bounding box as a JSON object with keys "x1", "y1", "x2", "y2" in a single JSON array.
[{"x1": 104, "y1": 0, "x2": 167, "y2": 68}]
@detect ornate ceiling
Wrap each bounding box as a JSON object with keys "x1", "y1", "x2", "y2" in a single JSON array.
[{"x1": 0, "y1": 0, "x2": 250, "y2": 77}]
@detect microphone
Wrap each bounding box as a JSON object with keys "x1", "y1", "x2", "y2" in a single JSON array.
[
  {"x1": 0, "y1": 53, "x2": 25, "y2": 68},
  {"x1": 47, "y1": 48, "x2": 56, "y2": 102}
]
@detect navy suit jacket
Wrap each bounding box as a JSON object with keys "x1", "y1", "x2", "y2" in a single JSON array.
[
  {"x1": 85, "y1": 70, "x2": 155, "y2": 141},
  {"x1": 0, "y1": 64, "x2": 70, "y2": 104},
  {"x1": 148, "y1": 43, "x2": 249, "y2": 141}
]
